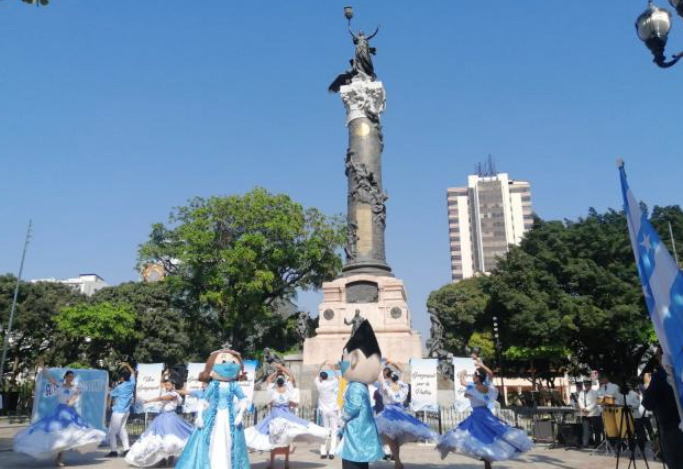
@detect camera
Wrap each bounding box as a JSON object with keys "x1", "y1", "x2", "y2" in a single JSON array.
[{"x1": 320, "y1": 371, "x2": 328, "y2": 380}]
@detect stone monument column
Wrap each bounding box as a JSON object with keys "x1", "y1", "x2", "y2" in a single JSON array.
[
  {"x1": 302, "y1": 8, "x2": 423, "y2": 369},
  {"x1": 340, "y1": 79, "x2": 391, "y2": 277}
]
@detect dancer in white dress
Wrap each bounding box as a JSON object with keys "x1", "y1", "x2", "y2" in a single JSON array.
[
  {"x1": 13, "y1": 367, "x2": 106, "y2": 467},
  {"x1": 245, "y1": 364, "x2": 327, "y2": 468},
  {"x1": 124, "y1": 378, "x2": 193, "y2": 467}
]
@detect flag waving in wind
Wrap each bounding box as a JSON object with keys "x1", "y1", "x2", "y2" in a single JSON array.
[{"x1": 619, "y1": 160, "x2": 683, "y2": 430}]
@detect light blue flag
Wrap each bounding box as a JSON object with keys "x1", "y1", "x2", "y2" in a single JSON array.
[{"x1": 619, "y1": 161, "x2": 683, "y2": 429}]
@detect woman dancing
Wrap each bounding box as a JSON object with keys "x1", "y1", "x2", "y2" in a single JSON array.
[
  {"x1": 124, "y1": 378, "x2": 193, "y2": 467},
  {"x1": 175, "y1": 349, "x2": 251, "y2": 469},
  {"x1": 375, "y1": 360, "x2": 437, "y2": 469},
  {"x1": 244, "y1": 364, "x2": 327, "y2": 468},
  {"x1": 436, "y1": 359, "x2": 532, "y2": 468},
  {"x1": 14, "y1": 366, "x2": 106, "y2": 467}
]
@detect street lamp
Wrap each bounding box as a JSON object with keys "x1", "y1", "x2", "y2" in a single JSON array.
[
  {"x1": 636, "y1": 1, "x2": 683, "y2": 67},
  {"x1": 492, "y1": 315, "x2": 506, "y2": 405}
]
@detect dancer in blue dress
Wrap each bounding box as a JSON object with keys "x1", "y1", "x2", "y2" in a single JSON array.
[
  {"x1": 375, "y1": 360, "x2": 437, "y2": 469},
  {"x1": 175, "y1": 349, "x2": 251, "y2": 469},
  {"x1": 436, "y1": 360, "x2": 532, "y2": 469},
  {"x1": 244, "y1": 364, "x2": 328, "y2": 468},
  {"x1": 13, "y1": 367, "x2": 106, "y2": 467},
  {"x1": 125, "y1": 378, "x2": 193, "y2": 467}
]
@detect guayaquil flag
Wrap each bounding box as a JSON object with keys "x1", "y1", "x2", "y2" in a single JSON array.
[{"x1": 619, "y1": 160, "x2": 683, "y2": 430}]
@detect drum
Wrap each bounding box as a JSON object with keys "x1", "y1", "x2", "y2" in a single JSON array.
[
  {"x1": 603, "y1": 395, "x2": 616, "y2": 406},
  {"x1": 602, "y1": 407, "x2": 620, "y2": 438},
  {"x1": 614, "y1": 407, "x2": 635, "y2": 438},
  {"x1": 597, "y1": 396, "x2": 605, "y2": 406}
]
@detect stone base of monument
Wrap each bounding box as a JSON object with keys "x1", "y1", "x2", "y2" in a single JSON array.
[{"x1": 302, "y1": 273, "x2": 423, "y2": 368}]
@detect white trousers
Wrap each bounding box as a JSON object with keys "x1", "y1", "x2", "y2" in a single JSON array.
[
  {"x1": 319, "y1": 410, "x2": 339, "y2": 456},
  {"x1": 108, "y1": 411, "x2": 130, "y2": 452}
]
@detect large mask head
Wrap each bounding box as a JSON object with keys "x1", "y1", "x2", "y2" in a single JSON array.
[
  {"x1": 206, "y1": 349, "x2": 244, "y2": 381},
  {"x1": 340, "y1": 320, "x2": 382, "y2": 384}
]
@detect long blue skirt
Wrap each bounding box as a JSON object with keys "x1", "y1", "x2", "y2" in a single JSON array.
[
  {"x1": 125, "y1": 412, "x2": 194, "y2": 467},
  {"x1": 13, "y1": 404, "x2": 106, "y2": 459},
  {"x1": 437, "y1": 406, "x2": 533, "y2": 462},
  {"x1": 375, "y1": 404, "x2": 437, "y2": 445}
]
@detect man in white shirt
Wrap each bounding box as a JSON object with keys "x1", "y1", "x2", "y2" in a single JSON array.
[
  {"x1": 578, "y1": 380, "x2": 603, "y2": 448},
  {"x1": 597, "y1": 372, "x2": 622, "y2": 405},
  {"x1": 315, "y1": 362, "x2": 340, "y2": 459}
]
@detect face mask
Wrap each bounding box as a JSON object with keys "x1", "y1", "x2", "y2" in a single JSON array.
[{"x1": 213, "y1": 362, "x2": 241, "y2": 380}]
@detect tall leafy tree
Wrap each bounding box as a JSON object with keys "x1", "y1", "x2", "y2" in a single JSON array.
[
  {"x1": 92, "y1": 281, "x2": 191, "y2": 364},
  {"x1": 55, "y1": 302, "x2": 137, "y2": 368},
  {"x1": 138, "y1": 187, "x2": 345, "y2": 352},
  {"x1": 426, "y1": 277, "x2": 489, "y2": 354},
  {"x1": 0, "y1": 277, "x2": 85, "y2": 383}
]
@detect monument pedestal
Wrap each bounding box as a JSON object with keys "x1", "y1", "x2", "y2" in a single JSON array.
[{"x1": 303, "y1": 274, "x2": 423, "y2": 367}]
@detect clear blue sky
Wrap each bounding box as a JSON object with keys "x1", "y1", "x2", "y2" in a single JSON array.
[{"x1": 1, "y1": 1, "x2": 682, "y2": 343}]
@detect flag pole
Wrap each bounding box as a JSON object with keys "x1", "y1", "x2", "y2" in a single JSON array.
[{"x1": 0, "y1": 220, "x2": 33, "y2": 387}]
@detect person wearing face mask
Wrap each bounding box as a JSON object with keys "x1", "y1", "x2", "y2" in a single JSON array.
[
  {"x1": 436, "y1": 359, "x2": 532, "y2": 469},
  {"x1": 14, "y1": 365, "x2": 106, "y2": 467},
  {"x1": 245, "y1": 363, "x2": 328, "y2": 468},
  {"x1": 375, "y1": 360, "x2": 437, "y2": 469},
  {"x1": 175, "y1": 349, "x2": 251, "y2": 469},
  {"x1": 124, "y1": 378, "x2": 194, "y2": 467}
]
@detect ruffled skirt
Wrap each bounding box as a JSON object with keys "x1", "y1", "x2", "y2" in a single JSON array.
[
  {"x1": 244, "y1": 406, "x2": 328, "y2": 451},
  {"x1": 375, "y1": 404, "x2": 437, "y2": 445},
  {"x1": 436, "y1": 406, "x2": 533, "y2": 462},
  {"x1": 124, "y1": 411, "x2": 194, "y2": 467},
  {"x1": 13, "y1": 404, "x2": 106, "y2": 459}
]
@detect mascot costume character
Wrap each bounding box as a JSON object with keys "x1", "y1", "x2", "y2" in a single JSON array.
[
  {"x1": 338, "y1": 320, "x2": 385, "y2": 469},
  {"x1": 175, "y1": 349, "x2": 250, "y2": 469}
]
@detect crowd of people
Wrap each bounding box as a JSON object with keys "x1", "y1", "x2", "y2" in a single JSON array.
[
  {"x1": 9, "y1": 322, "x2": 536, "y2": 468},
  {"x1": 568, "y1": 349, "x2": 683, "y2": 468}
]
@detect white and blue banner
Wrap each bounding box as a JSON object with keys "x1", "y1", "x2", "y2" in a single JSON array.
[
  {"x1": 134, "y1": 363, "x2": 164, "y2": 414},
  {"x1": 182, "y1": 362, "x2": 206, "y2": 414},
  {"x1": 452, "y1": 356, "x2": 477, "y2": 412},
  {"x1": 238, "y1": 360, "x2": 258, "y2": 407},
  {"x1": 409, "y1": 358, "x2": 438, "y2": 412},
  {"x1": 620, "y1": 161, "x2": 683, "y2": 429},
  {"x1": 32, "y1": 368, "x2": 109, "y2": 431}
]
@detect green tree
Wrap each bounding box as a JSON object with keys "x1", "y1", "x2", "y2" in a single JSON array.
[
  {"x1": 55, "y1": 302, "x2": 137, "y2": 368},
  {"x1": 488, "y1": 209, "x2": 657, "y2": 385},
  {"x1": 0, "y1": 276, "x2": 85, "y2": 383},
  {"x1": 426, "y1": 277, "x2": 489, "y2": 354},
  {"x1": 92, "y1": 281, "x2": 191, "y2": 364},
  {"x1": 138, "y1": 187, "x2": 345, "y2": 353}
]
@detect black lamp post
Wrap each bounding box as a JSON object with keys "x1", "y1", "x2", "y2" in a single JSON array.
[
  {"x1": 492, "y1": 316, "x2": 506, "y2": 404},
  {"x1": 636, "y1": 1, "x2": 683, "y2": 67}
]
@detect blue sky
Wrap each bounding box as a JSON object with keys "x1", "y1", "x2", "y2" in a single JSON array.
[{"x1": 1, "y1": 1, "x2": 682, "y2": 343}]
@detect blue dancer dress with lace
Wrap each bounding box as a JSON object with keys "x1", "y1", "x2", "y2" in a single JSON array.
[
  {"x1": 436, "y1": 383, "x2": 532, "y2": 462},
  {"x1": 375, "y1": 380, "x2": 437, "y2": 445},
  {"x1": 175, "y1": 380, "x2": 250, "y2": 469},
  {"x1": 13, "y1": 382, "x2": 106, "y2": 459},
  {"x1": 125, "y1": 389, "x2": 193, "y2": 467},
  {"x1": 244, "y1": 382, "x2": 328, "y2": 451}
]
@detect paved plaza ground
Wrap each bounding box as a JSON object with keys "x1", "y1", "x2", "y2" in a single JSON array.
[{"x1": 0, "y1": 423, "x2": 641, "y2": 469}]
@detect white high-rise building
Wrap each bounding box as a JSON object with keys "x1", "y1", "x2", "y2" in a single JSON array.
[
  {"x1": 31, "y1": 273, "x2": 108, "y2": 296},
  {"x1": 447, "y1": 172, "x2": 533, "y2": 282}
]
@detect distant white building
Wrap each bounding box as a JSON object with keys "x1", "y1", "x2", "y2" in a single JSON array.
[
  {"x1": 31, "y1": 273, "x2": 108, "y2": 296},
  {"x1": 447, "y1": 170, "x2": 533, "y2": 282}
]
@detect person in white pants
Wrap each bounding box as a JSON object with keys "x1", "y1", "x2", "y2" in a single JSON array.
[
  {"x1": 106, "y1": 362, "x2": 136, "y2": 457},
  {"x1": 315, "y1": 361, "x2": 340, "y2": 459}
]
